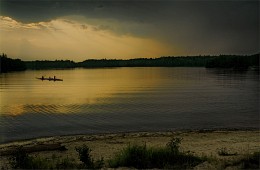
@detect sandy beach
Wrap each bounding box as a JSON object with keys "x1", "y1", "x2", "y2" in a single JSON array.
[{"x1": 0, "y1": 130, "x2": 259, "y2": 169}]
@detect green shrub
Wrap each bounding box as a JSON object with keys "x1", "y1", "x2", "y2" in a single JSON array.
[
  {"x1": 9, "y1": 147, "x2": 51, "y2": 169},
  {"x1": 9, "y1": 147, "x2": 33, "y2": 169},
  {"x1": 223, "y1": 151, "x2": 260, "y2": 169},
  {"x1": 29, "y1": 156, "x2": 51, "y2": 169},
  {"x1": 166, "y1": 137, "x2": 182, "y2": 154},
  {"x1": 75, "y1": 144, "x2": 94, "y2": 168},
  {"x1": 9, "y1": 147, "x2": 76, "y2": 169},
  {"x1": 109, "y1": 137, "x2": 204, "y2": 169},
  {"x1": 242, "y1": 151, "x2": 260, "y2": 169},
  {"x1": 55, "y1": 157, "x2": 77, "y2": 169},
  {"x1": 75, "y1": 144, "x2": 104, "y2": 169},
  {"x1": 93, "y1": 157, "x2": 104, "y2": 169},
  {"x1": 109, "y1": 144, "x2": 149, "y2": 169}
]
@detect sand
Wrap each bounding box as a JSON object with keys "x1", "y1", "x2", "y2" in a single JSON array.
[{"x1": 0, "y1": 130, "x2": 259, "y2": 169}]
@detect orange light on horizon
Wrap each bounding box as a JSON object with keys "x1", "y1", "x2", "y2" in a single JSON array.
[{"x1": 0, "y1": 16, "x2": 177, "y2": 61}]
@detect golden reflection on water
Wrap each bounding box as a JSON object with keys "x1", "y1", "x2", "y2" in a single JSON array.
[
  {"x1": 0, "y1": 68, "x2": 171, "y2": 116},
  {"x1": 2, "y1": 104, "x2": 24, "y2": 116}
]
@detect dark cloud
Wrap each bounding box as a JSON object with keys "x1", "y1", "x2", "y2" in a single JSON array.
[
  {"x1": 0, "y1": 0, "x2": 165, "y2": 22},
  {"x1": 1, "y1": 0, "x2": 259, "y2": 55}
]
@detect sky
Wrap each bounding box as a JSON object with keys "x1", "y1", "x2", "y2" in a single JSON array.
[{"x1": 0, "y1": 0, "x2": 259, "y2": 61}]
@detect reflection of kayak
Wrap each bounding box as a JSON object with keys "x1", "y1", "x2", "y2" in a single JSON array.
[{"x1": 36, "y1": 77, "x2": 63, "y2": 81}]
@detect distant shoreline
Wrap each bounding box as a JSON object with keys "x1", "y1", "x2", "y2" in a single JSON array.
[{"x1": 1, "y1": 53, "x2": 259, "y2": 72}]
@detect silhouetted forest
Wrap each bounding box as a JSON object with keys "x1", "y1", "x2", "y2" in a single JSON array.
[
  {"x1": 0, "y1": 53, "x2": 26, "y2": 73},
  {"x1": 77, "y1": 56, "x2": 213, "y2": 68},
  {"x1": 205, "y1": 54, "x2": 259, "y2": 68},
  {"x1": 76, "y1": 54, "x2": 259, "y2": 68},
  {"x1": 26, "y1": 60, "x2": 76, "y2": 70},
  {"x1": 1, "y1": 53, "x2": 259, "y2": 72}
]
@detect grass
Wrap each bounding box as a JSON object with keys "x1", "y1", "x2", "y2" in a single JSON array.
[
  {"x1": 7, "y1": 145, "x2": 103, "y2": 169},
  {"x1": 5, "y1": 138, "x2": 259, "y2": 169},
  {"x1": 8, "y1": 147, "x2": 77, "y2": 169},
  {"x1": 6, "y1": 137, "x2": 204, "y2": 169},
  {"x1": 233, "y1": 151, "x2": 260, "y2": 169},
  {"x1": 221, "y1": 151, "x2": 260, "y2": 169},
  {"x1": 237, "y1": 151, "x2": 260, "y2": 169},
  {"x1": 108, "y1": 137, "x2": 204, "y2": 169}
]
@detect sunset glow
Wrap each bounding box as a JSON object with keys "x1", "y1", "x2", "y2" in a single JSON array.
[
  {"x1": 0, "y1": 68, "x2": 165, "y2": 116},
  {"x1": 0, "y1": 16, "x2": 173, "y2": 61},
  {"x1": 1, "y1": 1, "x2": 258, "y2": 61}
]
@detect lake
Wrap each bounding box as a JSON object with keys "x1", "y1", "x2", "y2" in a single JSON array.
[{"x1": 0, "y1": 67, "x2": 259, "y2": 143}]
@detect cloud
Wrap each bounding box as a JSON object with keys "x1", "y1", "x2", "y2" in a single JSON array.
[
  {"x1": 0, "y1": 16, "x2": 172, "y2": 61},
  {"x1": 0, "y1": 1, "x2": 259, "y2": 59}
]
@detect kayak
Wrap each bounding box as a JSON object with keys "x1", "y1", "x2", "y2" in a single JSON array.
[{"x1": 36, "y1": 77, "x2": 63, "y2": 81}]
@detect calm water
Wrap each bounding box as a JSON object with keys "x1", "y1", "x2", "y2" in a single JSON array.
[{"x1": 0, "y1": 67, "x2": 259, "y2": 143}]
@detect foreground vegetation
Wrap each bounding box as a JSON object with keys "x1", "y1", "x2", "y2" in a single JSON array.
[
  {"x1": 7, "y1": 145, "x2": 103, "y2": 169},
  {"x1": 108, "y1": 137, "x2": 204, "y2": 169},
  {"x1": 4, "y1": 137, "x2": 205, "y2": 169},
  {"x1": 1, "y1": 53, "x2": 259, "y2": 72},
  {"x1": 220, "y1": 151, "x2": 260, "y2": 169},
  {"x1": 3, "y1": 137, "x2": 259, "y2": 169}
]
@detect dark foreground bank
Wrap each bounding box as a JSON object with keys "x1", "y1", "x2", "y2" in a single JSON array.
[{"x1": 0, "y1": 130, "x2": 259, "y2": 169}]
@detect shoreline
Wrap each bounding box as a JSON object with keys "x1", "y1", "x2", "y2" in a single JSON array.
[
  {"x1": 1, "y1": 127, "x2": 258, "y2": 145},
  {"x1": 1, "y1": 129, "x2": 259, "y2": 153}
]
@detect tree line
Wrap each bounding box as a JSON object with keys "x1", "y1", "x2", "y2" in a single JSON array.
[
  {"x1": 1, "y1": 53, "x2": 259, "y2": 73},
  {"x1": 0, "y1": 53, "x2": 26, "y2": 73},
  {"x1": 205, "y1": 54, "x2": 259, "y2": 68},
  {"x1": 26, "y1": 60, "x2": 76, "y2": 70},
  {"x1": 77, "y1": 56, "x2": 212, "y2": 68}
]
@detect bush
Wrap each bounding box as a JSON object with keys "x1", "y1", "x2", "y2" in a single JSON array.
[
  {"x1": 55, "y1": 156, "x2": 77, "y2": 169},
  {"x1": 75, "y1": 144, "x2": 104, "y2": 169},
  {"x1": 9, "y1": 147, "x2": 33, "y2": 169},
  {"x1": 242, "y1": 151, "x2": 260, "y2": 169},
  {"x1": 109, "y1": 137, "x2": 204, "y2": 169},
  {"x1": 75, "y1": 144, "x2": 94, "y2": 168},
  {"x1": 109, "y1": 144, "x2": 150, "y2": 169},
  {"x1": 166, "y1": 137, "x2": 182, "y2": 154},
  {"x1": 8, "y1": 139, "x2": 205, "y2": 169},
  {"x1": 9, "y1": 147, "x2": 76, "y2": 169}
]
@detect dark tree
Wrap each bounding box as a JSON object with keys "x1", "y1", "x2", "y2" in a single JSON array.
[
  {"x1": 0, "y1": 53, "x2": 26, "y2": 73},
  {"x1": 206, "y1": 54, "x2": 259, "y2": 69},
  {"x1": 25, "y1": 60, "x2": 76, "y2": 70}
]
